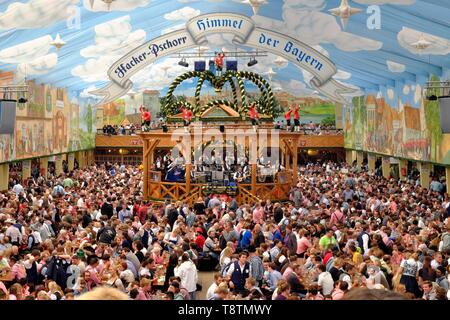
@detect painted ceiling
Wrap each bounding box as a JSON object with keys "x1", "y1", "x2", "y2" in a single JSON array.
[{"x1": 0, "y1": 0, "x2": 449, "y2": 101}]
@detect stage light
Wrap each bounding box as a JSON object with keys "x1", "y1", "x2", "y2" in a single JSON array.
[
  {"x1": 18, "y1": 97, "x2": 28, "y2": 104},
  {"x1": 178, "y1": 58, "x2": 189, "y2": 68},
  {"x1": 247, "y1": 58, "x2": 258, "y2": 67}
]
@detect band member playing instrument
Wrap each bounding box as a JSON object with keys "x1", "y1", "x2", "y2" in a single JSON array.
[
  {"x1": 284, "y1": 106, "x2": 293, "y2": 131},
  {"x1": 140, "y1": 105, "x2": 151, "y2": 132},
  {"x1": 249, "y1": 102, "x2": 259, "y2": 132},
  {"x1": 293, "y1": 104, "x2": 300, "y2": 132},
  {"x1": 181, "y1": 107, "x2": 192, "y2": 132}
]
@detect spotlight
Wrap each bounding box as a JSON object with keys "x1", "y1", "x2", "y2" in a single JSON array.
[
  {"x1": 247, "y1": 58, "x2": 258, "y2": 67},
  {"x1": 178, "y1": 58, "x2": 189, "y2": 68},
  {"x1": 427, "y1": 95, "x2": 438, "y2": 101},
  {"x1": 18, "y1": 97, "x2": 28, "y2": 104}
]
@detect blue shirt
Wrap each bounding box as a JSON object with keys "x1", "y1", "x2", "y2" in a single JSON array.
[
  {"x1": 268, "y1": 270, "x2": 283, "y2": 290},
  {"x1": 240, "y1": 229, "x2": 252, "y2": 249}
]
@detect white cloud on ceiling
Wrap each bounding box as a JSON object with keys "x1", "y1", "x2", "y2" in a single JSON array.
[
  {"x1": 340, "y1": 82, "x2": 364, "y2": 97},
  {"x1": 403, "y1": 84, "x2": 410, "y2": 95},
  {"x1": 278, "y1": 79, "x2": 317, "y2": 97},
  {"x1": 333, "y1": 69, "x2": 352, "y2": 80},
  {"x1": 0, "y1": 35, "x2": 53, "y2": 64},
  {"x1": 72, "y1": 16, "x2": 146, "y2": 82},
  {"x1": 164, "y1": 6, "x2": 200, "y2": 21},
  {"x1": 132, "y1": 58, "x2": 195, "y2": 91},
  {"x1": 353, "y1": 0, "x2": 415, "y2": 5},
  {"x1": 414, "y1": 83, "x2": 422, "y2": 104},
  {"x1": 397, "y1": 27, "x2": 450, "y2": 55},
  {"x1": 161, "y1": 24, "x2": 185, "y2": 35},
  {"x1": 83, "y1": 0, "x2": 151, "y2": 12},
  {"x1": 252, "y1": 1, "x2": 382, "y2": 51},
  {"x1": 387, "y1": 88, "x2": 395, "y2": 100},
  {"x1": 0, "y1": 0, "x2": 79, "y2": 30},
  {"x1": 386, "y1": 60, "x2": 406, "y2": 73},
  {"x1": 15, "y1": 53, "x2": 58, "y2": 81},
  {"x1": 283, "y1": 0, "x2": 326, "y2": 11},
  {"x1": 81, "y1": 85, "x2": 102, "y2": 99}
]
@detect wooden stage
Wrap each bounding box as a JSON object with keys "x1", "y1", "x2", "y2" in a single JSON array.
[{"x1": 137, "y1": 123, "x2": 343, "y2": 205}]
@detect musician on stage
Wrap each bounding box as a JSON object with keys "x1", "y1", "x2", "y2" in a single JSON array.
[
  {"x1": 215, "y1": 52, "x2": 225, "y2": 76},
  {"x1": 248, "y1": 102, "x2": 259, "y2": 132},
  {"x1": 284, "y1": 105, "x2": 293, "y2": 131},
  {"x1": 181, "y1": 107, "x2": 193, "y2": 132},
  {"x1": 293, "y1": 104, "x2": 300, "y2": 132},
  {"x1": 139, "y1": 105, "x2": 151, "y2": 132}
]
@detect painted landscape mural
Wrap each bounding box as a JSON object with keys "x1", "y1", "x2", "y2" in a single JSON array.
[
  {"x1": 344, "y1": 72, "x2": 450, "y2": 165},
  {"x1": 0, "y1": 72, "x2": 96, "y2": 163}
]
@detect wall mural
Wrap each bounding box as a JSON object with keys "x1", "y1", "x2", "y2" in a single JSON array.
[
  {"x1": 344, "y1": 72, "x2": 450, "y2": 165},
  {"x1": 0, "y1": 75, "x2": 96, "y2": 164}
]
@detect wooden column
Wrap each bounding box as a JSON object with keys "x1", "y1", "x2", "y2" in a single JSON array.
[
  {"x1": 399, "y1": 159, "x2": 408, "y2": 181},
  {"x1": 143, "y1": 139, "x2": 149, "y2": 199},
  {"x1": 367, "y1": 154, "x2": 376, "y2": 172},
  {"x1": 356, "y1": 151, "x2": 364, "y2": 169},
  {"x1": 40, "y1": 157, "x2": 49, "y2": 178},
  {"x1": 68, "y1": 153, "x2": 75, "y2": 171},
  {"x1": 251, "y1": 163, "x2": 257, "y2": 196},
  {"x1": 446, "y1": 167, "x2": 450, "y2": 195},
  {"x1": 381, "y1": 156, "x2": 390, "y2": 179},
  {"x1": 0, "y1": 163, "x2": 9, "y2": 191},
  {"x1": 286, "y1": 148, "x2": 291, "y2": 171},
  {"x1": 22, "y1": 160, "x2": 31, "y2": 183},
  {"x1": 292, "y1": 139, "x2": 298, "y2": 182},
  {"x1": 185, "y1": 163, "x2": 191, "y2": 193},
  {"x1": 419, "y1": 162, "x2": 431, "y2": 189},
  {"x1": 55, "y1": 155, "x2": 63, "y2": 176}
]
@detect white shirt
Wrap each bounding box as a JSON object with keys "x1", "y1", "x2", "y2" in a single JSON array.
[
  {"x1": 318, "y1": 271, "x2": 334, "y2": 295},
  {"x1": 12, "y1": 184, "x2": 24, "y2": 195},
  {"x1": 174, "y1": 260, "x2": 198, "y2": 293},
  {"x1": 206, "y1": 283, "x2": 218, "y2": 300}
]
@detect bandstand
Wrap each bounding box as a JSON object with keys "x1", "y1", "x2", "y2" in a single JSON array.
[{"x1": 139, "y1": 69, "x2": 306, "y2": 205}]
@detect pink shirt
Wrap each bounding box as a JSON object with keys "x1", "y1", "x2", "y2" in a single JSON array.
[
  {"x1": 12, "y1": 263, "x2": 26, "y2": 280},
  {"x1": 252, "y1": 207, "x2": 264, "y2": 225},
  {"x1": 297, "y1": 237, "x2": 311, "y2": 255},
  {"x1": 86, "y1": 265, "x2": 101, "y2": 287},
  {"x1": 137, "y1": 289, "x2": 151, "y2": 300}
]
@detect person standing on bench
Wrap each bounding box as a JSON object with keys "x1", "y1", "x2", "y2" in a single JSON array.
[
  {"x1": 140, "y1": 105, "x2": 152, "y2": 132},
  {"x1": 284, "y1": 105, "x2": 293, "y2": 131},
  {"x1": 181, "y1": 107, "x2": 192, "y2": 133}
]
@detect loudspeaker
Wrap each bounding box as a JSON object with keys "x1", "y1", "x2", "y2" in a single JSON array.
[
  {"x1": 226, "y1": 60, "x2": 237, "y2": 71},
  {"x1": 162, "y1": 125, "x2": 168, "y2": 132},
  {"x1": 209, "y1": 60, "x2": 216, "y2": 73},
  {"x1": 219, "y1": 125, "x2": 225, "y2": 133},
  {"x1": 439, "y1": 96, "x2": 450, "y2": 133},
  {"x1": 195, "y1": 61, "x2": 206, "y2": 72},
  {"x1": 0, "y1": 100, "x2": 16, "y2": 134}
]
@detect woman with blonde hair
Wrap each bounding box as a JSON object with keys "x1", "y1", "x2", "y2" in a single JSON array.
[
  {"x1": 8, "y1": 283, "x2": 23, "y2": 300},
  {"x1": 36, "y1": 290, "x2": 51, "y2": 300}
]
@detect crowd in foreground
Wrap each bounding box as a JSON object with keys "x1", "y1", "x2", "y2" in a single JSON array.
[{"x1": 0, "y1": 161, "x2": 449, "y2": 300}]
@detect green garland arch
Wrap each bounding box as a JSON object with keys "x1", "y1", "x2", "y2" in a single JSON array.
[{"x1": 163, "y1": 70, "x2": 275, "y2": 117}]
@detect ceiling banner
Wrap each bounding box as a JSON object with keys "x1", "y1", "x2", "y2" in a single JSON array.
[{"x1": 91, "y1": 13, "x2": 357, "y2": 105}]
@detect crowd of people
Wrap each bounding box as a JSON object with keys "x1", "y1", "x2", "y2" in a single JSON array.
[
  {"x1": 0, "y1": 160, "x2": 449, "y2": 300},
  {"x1": 101, "y1": 124, "x2": 142, "y2": 136}
]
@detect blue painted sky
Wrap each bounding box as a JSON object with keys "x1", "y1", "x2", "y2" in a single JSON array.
[{"x1": 0, "y1": 0, "x2": 449, "y2": 102}]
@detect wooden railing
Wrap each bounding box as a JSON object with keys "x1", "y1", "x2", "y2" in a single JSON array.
[
  {"x1": 146, "y1": 169, "x2": 295, "y2": 204},
  {"x1": 236, "y1": 185, "x2": 261, "y2": 205}
]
